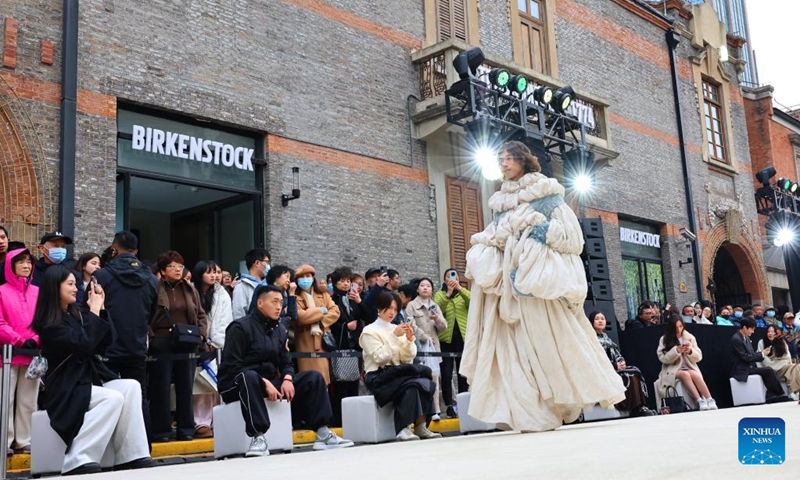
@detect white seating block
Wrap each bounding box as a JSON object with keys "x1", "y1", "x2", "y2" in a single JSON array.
[
  {"x1": 582, "y1": 403, "x2": 628, "y2": 422},
  {"x1": 341, "y1": 395, "x2": 396, "y2": 443},
  {"x1": 31, "y1": 410, "x2": 114, "y2": 476},
  {"x1": 729, "y1": 375, "x2": 767, "y2": 407},
  {"x1": 213, "y1": 400, "x2": 293, "y2": 459},
  {"x1": 457, "y1": 392, "x2": 496, "y2": 433}
]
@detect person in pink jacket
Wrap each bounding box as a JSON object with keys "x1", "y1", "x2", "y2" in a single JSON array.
[{"x1": 0, "y1": 248, "x2": 40, "y2": 455}]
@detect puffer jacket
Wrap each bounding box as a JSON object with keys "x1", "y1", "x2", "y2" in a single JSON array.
[{"x1": 0, "y1": 249, "x2": 39, "y2": 365}]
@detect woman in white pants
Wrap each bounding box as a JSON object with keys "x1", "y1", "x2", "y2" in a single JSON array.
[{"x1": 32, "y1": 266, "x2": 152, "y2": 475}]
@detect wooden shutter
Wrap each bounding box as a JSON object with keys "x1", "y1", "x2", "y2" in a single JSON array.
[
  {"x1": 438, "y1": 0, "x2": 468, "y2": 42},
  {"x1": 446, "y1": 177, "x2": 483, "y2": 280}
]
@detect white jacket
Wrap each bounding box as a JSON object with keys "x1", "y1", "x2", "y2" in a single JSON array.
[
  {"x1": 231, "y1": 275, "x2": 261, "y2": 320},
  {"x1": 208, "y1": 283, "x2": 234, "y2": 349}
]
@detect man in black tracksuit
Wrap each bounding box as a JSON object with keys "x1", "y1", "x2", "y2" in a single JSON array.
[
  {"x1": 218, "y1": 285, "x2": 353, "y2": 457},
  {"x1": 94, "y1": 231, "x2": 159, "y2": 443}
]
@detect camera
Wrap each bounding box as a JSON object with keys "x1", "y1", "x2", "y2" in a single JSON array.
[
  {"x1": 679, "y1": 227, "x2": 696, "y2": 242},
  {"x1": 449, "y1": 270, "x2": 458, "y2": 281}
]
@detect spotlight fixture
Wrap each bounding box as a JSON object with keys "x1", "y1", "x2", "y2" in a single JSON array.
[
  {"x1": 281, "y1": 167, "x2": 301, "y2": 207},
  {"x1": 755, "y1": 166, "x2": 777, "y2": 188},
  {"x1": 530, "y1": 86, "x2": 553, "y2": 105},
  {"x1": 453, "y1": 47, "x2": 486, "y2": 80},
  {"x1": 488, "y1": 68, "x2": 510, "y2": 89},
  {"x1": 766, "y1": 210, "x2": 798, "y2": 247},
  {"x1": 777, "y1": 177, "x2": 799, "y2": 195},
  {"x1": 475, "y1": 147, "x2": 502, "y2": 181},
  {"x1": 509, "y1": 74, "x2": 529, "y2": 95},
  {"x1": 562, "y1": 146, "x2": 595, "y2": 194},
  {"x1": 551, "y1": 86, "x2": 575, "y2": 113}
]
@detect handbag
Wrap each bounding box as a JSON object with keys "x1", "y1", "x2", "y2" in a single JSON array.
[
  {"x1": 163, "y1": 307, "x2": 202, "y2": 350},
  {"x1": 329, "y1": 323, "x2": 360, "y2": 382},
  {"x1": 25, "y1": 355, "x2": 48, "y2": 380},
  {"x1": 418, "y1": 338, "x2": 441, "y2": 377},
  {"x1": 660, "y1": 385, "x2": 688, "y2": 414}
]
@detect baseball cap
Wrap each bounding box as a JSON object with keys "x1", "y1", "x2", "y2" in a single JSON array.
[
  {"x1": 365, "y1": 267, "x2": 382, "y2": 279},
  {"x1": 40, "y1": 231, "x2": 73, "y2": 245}
]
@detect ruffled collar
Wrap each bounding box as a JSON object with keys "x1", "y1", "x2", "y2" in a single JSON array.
[{"x1": 488, "y1": 173, "x2": 565, "y2": 213}]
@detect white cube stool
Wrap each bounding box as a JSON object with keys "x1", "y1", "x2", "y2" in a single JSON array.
[
  {"x1": 581, "y1": 403, "x2": 628, "y2": 422},
  {"x1": 730, "y1": 375, "x2": 767, "y2": 406},
  {"x1": 457, "y1": 392, "x2": 496, "y2": 433},
  {"x1": 213, "y1": 400, "x2": 293, "y2": 459},
  {"x1": 31, "y1": 411, "x2": 114, "y2": 477},
  {"x1": 341, "y1": 395, "x2": 395, "y2": 443}
]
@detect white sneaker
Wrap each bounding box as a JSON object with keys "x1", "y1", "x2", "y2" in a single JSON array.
[
  {"x1": 245, "y1": 434, "x2": 269, "y2": 457},
  {"x1": 313, "y1": 431, "x2": 354, "y2": 450},
  {"x1": 697, "y1": 398, "x2": 709, "y2": 411},
  {"x1": 395, "y1": 427, "x2": 420, "y2": 441},
  {"x1": 706, "y1": 398, "x2": 718, "y2": 410},
  {"x1": 789, "y1": 392, "x2": 799, "y2": 401},
  {"x1": 431, "y1": 414, "x2": 441, "y2": 422},
  {"x1": 413, "y1": 424, "x2": 443, "y2": 439}
]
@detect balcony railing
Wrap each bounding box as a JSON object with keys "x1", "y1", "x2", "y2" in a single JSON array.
[{"x1": 412, "y1": 39, "x2": 609, "y2": 142}]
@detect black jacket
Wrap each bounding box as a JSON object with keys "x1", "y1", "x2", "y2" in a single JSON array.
[
  {"x1": 218, "y1": 310, "x2": 295, "y2": 388},
  {"x1": 39, "y1": 310, "x2": 118, "y2": 449},
  {"x1": 94, "y1": 254, "x2": 159, "y2": 359},
  {"x1": 31, "y1": 257, "x2": 76, "y2": 287},
  {"x1": 625, "y1": 317, "x2": 652, "y2": 331},
  {"x1": 731, "y1": 332, "x2": 763, "y2": 382},
  {"x1": 364, "y1": 363, "x2": 433, "y2": 408},
  {"x1": 331, "y1": 289, "x2": 366, "y2": 350}
]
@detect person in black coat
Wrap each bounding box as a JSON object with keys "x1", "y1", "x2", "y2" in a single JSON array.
[
  {"x1": 730, "y1": 317, "x2": 787, "y2": 401},
  {"x1": 218, "y1": 285, "x2": 354, "y2": 457},
  {"x1": 31, "y1": 232, "x2": 76, "y2": 287},
  {"x1": 32, "y1": 266, "x2": 151, "y2": 475}
]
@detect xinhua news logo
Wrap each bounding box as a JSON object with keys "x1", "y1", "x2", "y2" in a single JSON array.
[{"x1": 739, "y1": 417, "x2": 785, "y2": 465}]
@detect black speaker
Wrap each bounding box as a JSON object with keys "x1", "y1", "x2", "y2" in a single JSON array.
[
  {"x1": 587, "y1": 259, "x2": 610, "y2": 280},
  {"x1": 583, "y1": 238, "x2": 607, "y2": 259},
  {"x1": 584, "y1": 299, "x2": 620, "y2": 345},
  {"x1": 580, "y1": 218, "x2": 604, "y2": 238},
  {"x1": 580, "y1": 217, "x2": 615, "y2": 304},
  {"x1": 588, "y1": 279, "x2": 613, "y2": 301}
]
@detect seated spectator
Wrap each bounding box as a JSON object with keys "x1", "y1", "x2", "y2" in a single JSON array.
[
  {"x1": 0, "y1": 248, "x2": 40, "y2": 455},
  {"x1": 294, "y1": 264, "x2": 339, "y2": 384},
  {"x1": 590, "y1": 312, "x2": 655, "y2": 417},
  {"x1": 680, "y1": 305, "x2": 695, "y2": 324},
  {"x1": 778, "y1": 311, "x2": 799, "y2": 360},
  {"x1": 218, "y1": 285, "x2": 353, "y2": 456},
  {"x1": 753, "y1": 304, "x2": 766, "y2": 326},
  {"x1": 764, "y1": 306, "x2": 780, "y2": 328},
  {"x1": 693, "y1": 302, "x2": 703, "y2": 322},
  {"x1": 757, "y1": 325, "x2": 800, "y2": 400},
  {"x1": 731, "y1": 305, "x2": 745, "y2": 327},
  {"x1": 33, "y1": 266, "x2": 151, "y2": 475},
  {"x1": 731, "y1": 317, "x2": 789, "y2": 402},
  {"x1": 360, "y1": 291, "x2": 440, "y2": 441},
  {"x1": 406, "y1": 278, "x2": 447, "y2": 420},
  {"x1": 716, "y1": 306, "x2": 734, "y2": 326},
  {"x1": 696, "y1": 306, "x2": 714, "y2": 325},
  {"x1": 266, "y1": 265, "x2": 298, "y2": 332},
  {"x1": 625, "y1": 301, "x2": 658, "y2": 330},
  {"x1": 656, "y1": 314, "x2": 718, "y2": 410}
]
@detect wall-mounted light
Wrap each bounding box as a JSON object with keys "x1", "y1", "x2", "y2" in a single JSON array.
[{"x1": 281, "y1": 167, "x2": 301, "y2": 207}]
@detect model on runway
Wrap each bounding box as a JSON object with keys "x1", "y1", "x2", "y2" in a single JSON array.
[{"x1": 460, "y1": 141, "x2": 625, "y2": 432}]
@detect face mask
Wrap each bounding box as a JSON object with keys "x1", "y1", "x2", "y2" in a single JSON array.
[
  {"x1": 263, "y1": 263, "x2": 271, "y2": 278},
  {"x1": 681, "y1": 315, "x2": 694, "y2": 324},
  {"x1": 734, "y1": 311, "x2": 743, "y2": 319},
  {"x1": 767, "y1": 311, "x2": 776, "y2": 318},
  {"x1": 47, "y1": 247, "x2": 67, "y2": 264},
  {"x1": 327, "y1": 283, "x2": 334, "y2": 295},
  {"x1": 721, "y1": 314, "x2": 730, "y2": 320},
  {"x1": 297, "y1": 278, "x2": 314, "y2": 291}
]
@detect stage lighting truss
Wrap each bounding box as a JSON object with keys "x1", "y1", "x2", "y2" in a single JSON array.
[{"x1": 755, "y1": 175, "x2": 800, "y2": 241}]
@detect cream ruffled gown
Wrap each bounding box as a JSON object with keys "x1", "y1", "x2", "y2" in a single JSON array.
[{"x1": 460, "y1": 173, "x2": 625, "y2": 432}]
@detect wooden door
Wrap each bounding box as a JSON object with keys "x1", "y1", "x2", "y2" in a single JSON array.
[{"x1": 445, "y1": 176, "x2": 484, "y2": 282}]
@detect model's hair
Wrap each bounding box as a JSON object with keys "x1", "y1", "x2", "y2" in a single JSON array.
[
  {"x1": 192, "y1": 260, "x2": 218, "y2": 314},
  {"x1": 376, "y1": 291, "x2": 400, "y2": 312},
  {"x1": 244, "y1": 248, "x2": 270, "y2": 270},
  {"x1": 763, "y1": 325, "x2": 788, "y2": 358},
  {"x1": 331, "y1": 267, "x2": 354, "y2": 285},
  {"x1": 266, "y1": 265, "x2": 293, "y2": 286},
  {"x1": 661, "y1": 314, "x2": 685, "y2": 354},
  {"x1": 499, "y1": 141, "x2": 541, "y2": 175},
  {"x1": 112, "y1": 230, "x2": 138, "y2": 251},
  {"x1": 32, "y1": 266, "x2": 76, "y2": 332},
  {"x1": 157, "y1": 251, "x2": 184, "y2": 272}
]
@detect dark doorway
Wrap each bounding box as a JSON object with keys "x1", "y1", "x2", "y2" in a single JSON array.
[{"x1": 712, "y1": 244, "x2": 751, "y2": 307}]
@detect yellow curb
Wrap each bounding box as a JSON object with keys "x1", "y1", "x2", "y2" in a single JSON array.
[
  {"x1": 152, "y1": 438, "x2": 214, "y2": 457},
  {"x1": 7, "y1": 454, "x2": 30, "y2": 471},
  {"x1": 430, "y1": 418, "x2": 459, "y2": 432}
]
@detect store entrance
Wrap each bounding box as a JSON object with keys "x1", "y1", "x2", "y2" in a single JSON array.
[{"x1": 117, "y1": 175, "x2": 257, "y2": 275}]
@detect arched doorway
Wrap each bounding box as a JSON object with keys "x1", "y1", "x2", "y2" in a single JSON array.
[{"x1": 712, "y1": 243, "x2": 750, "y2": 307}]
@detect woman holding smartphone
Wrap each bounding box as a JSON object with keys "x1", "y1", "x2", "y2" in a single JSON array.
[
  {"x1": 435, "y1": 268, "x2": 470, "y2": 418},
  {"x1": 406, "y1": 278, "x2": 446, "y2": 420},
  {"x1": 328, "y1": 267, "x2": 365, "y2": 426}
]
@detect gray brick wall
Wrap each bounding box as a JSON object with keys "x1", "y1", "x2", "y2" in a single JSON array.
[{"x1": 478, "y1": 0, "x2": 513, "y2": 60}]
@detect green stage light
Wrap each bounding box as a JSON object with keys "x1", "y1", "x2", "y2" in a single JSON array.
[
  {"x1": 489, "y1": 69, "x2": 510, "y2": 89},
  {"x1": 509, "y1": 74, "x2": 528, "y2": 94}
]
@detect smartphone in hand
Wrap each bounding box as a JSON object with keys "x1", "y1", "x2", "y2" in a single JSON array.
[{"x1": 91, "y1": 275, "x2": 102, "y2": 294}]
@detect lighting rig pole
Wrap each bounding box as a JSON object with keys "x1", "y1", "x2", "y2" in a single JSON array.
[{"x1": 755, "y1": 167, "x2": 800, "y2": 310}]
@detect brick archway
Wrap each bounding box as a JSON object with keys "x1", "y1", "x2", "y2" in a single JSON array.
[{"x1": 701, "y1": 221, "x2": 769, "y2": 303}]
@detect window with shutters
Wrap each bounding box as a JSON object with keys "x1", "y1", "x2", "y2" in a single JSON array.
[
  {"x1": 518, "y1": 0, "x2": 549, "y2": 74},
  {"x1": 446, "y1": 177, "x2": 484, "y2": 284},
  {"x1": 437, "y1": 0, "x2": 469, "y2": 42},
  {"x1": 702, "y1": 78, "x2": 728, "y2": 163}
]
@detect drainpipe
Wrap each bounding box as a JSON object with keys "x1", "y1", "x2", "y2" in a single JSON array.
[
  {"x1": 59, "y1": 0, "x2": 78, "y2": 246},
  {"x1": 666, "y1": 29, "x2": 705, "y2": 302}
]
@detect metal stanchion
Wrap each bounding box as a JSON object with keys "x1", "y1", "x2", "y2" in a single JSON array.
[{"x1": 1, "y1": 344, "x2": 13, "y2": 480}]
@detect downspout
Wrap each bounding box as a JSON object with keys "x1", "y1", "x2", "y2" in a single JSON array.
[
  {"x1": 59, "y1": 0, "x2": 78, "y2": 245},
  {"x1": 666, "y1": 29, "x2": 705, "y2": 302}
]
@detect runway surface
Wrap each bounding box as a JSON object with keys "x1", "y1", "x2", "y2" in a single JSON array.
[{"x1": 74, "y1": 402, "x2": 800, "y2": 480}]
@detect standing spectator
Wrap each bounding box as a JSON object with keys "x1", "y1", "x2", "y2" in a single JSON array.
[
  {"x1": 757, "y1": 325, "x2": 800, "y2": 400},
  {"x1": 266, "y1": 265, "x2": 298, "y2": 332},
  {"x1": 191, "y1": 260, "x2": 232, "y2": 438},
  {"x1": 731, "y1": 318, "x2": 788, "y2": 402},
  {"x1": 0, "y1": 226, "x2": 8, "y2": 285},
  {"x1": 753, "y1": 304, "x2": 766, "y2": 326},
  {"x1": 294, "y1": 264, "x2": 339, "y2": 384},
  {"x1": 778, "y1": 311, "x2": 799, "y2": 360},
  {"x1": 32, "y1": 232, "x2": 75, "y2": 287},
  {"x1": 764, "y1": 306, "x2": 780, "y2": 328},
  {"x1": 655, "y1": 314, "x2": 717, "y2": 411},
  {"x1": 625, "y1": 301, "x2": 658, "y2": 330},
  {"x1": 218, "y1": 286, "x2": 353, "y2": 457},
  {"x1": 148, "y1": 251, "x2": 208, "y2": 442},
  {"x1": 362, "y1": 269, "x2": 391, "y2": 324},
  {"x1": 396, "y1": 284, "x2": 416, "y2": 325},
  {"x1": 590, "y1": 312, "x2": 655, "y2": 416},
  {"x1": 74, "y1": 252, "x2": 101, "y2": 307},
  {"x1": 696, "y1": 306, "x2": 714, "y2": 325},
  {"x1": 94, "y1": 231, "x2": 159, "y2": 446},
  {"x1": 435, "y1": 268, "x2": 470, "y2": 418},
  {"x1": 231, "y1": 249, "x2": 270, "y2": 320},
  {"x1": 328, "y1": 267, "x2": 365, "y2": 427},
  {"x1": 0, "y1": 248, "x2": 39, "y2": 455},
  {"x1": 364, "y1": 268, "x2": 382, "y2": 291},
  {"x1": 386, "y1": 269, "x2": 401, "y2": 291},
  {"x1": 406, "y1": 278, "x2": 446, "y2": 420},
  {"x1": 350, "y1": 274, "x2": 364, "y2": 296},
  {"x1": 360, "y1": 291, "x2": 440, "y2": 441},
  {"x1": 32, "y1": 266, "x2": 152, "y2": 475},
  {"x1": 221, "y1": 271, "x2": 234, "y2": 298}
]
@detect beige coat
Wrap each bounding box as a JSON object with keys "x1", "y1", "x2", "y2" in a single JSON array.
[
  {"x1": 294, "y1": 289, "x2": 340, "y2": 384},
  {"x1": 406, "y1": 296, "x2": 447, "y2": 351},
  {"x1": 654, "y1": 331, "x2": 703, "y2": 408}
]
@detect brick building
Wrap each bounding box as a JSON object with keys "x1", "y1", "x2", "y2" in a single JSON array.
[{"x1": 0, "y1": 0, "x2": 768, "y2": 327}]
